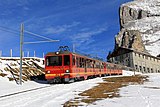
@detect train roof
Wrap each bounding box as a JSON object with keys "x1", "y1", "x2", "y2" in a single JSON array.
[
  {"x1": 45, "y1": 50, "x2": 126, "y2": 68},
  {"x1": 45, "y1": 51, "x2": 105, "y2": 62},
  {"x1": 46, "y1": 51, "x2": 71, "y2": 56}
]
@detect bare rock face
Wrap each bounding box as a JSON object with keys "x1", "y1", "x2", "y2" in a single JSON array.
[
  {"x1": 120, "y1": 5, "x2": 148, "y2": 28},
  {"x1": 115, "y1": 29, "x2": 146, "y2": 53},
  {"x1": 115, "y1": 0, "x2": 160, "y2": 56}
]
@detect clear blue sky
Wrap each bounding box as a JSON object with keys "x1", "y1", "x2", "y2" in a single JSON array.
[{"x1": 0, "y1": 0, "x2": 131, "y2": 59}]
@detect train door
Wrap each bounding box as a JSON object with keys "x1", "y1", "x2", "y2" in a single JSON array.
[
  {"x1": 84, "y1": 59, "x2": 88, "y2": 80},
  {"x1": 93, "y1": 61, "x2": 95, "y2": 75},
  {"x1": 84, "y1": 59, "x2": 87, "y2": 73},
  {"x1": 63, "y1": 55, "x2": 70, "y2": 73}
]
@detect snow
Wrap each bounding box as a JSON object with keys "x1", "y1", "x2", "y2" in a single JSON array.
[
  {"x1": 122, "y1": 70, "x2": 142, "y2": 76},
  {"x1": 0, "y1": 76, "x2": 103, "y2": 107},
  {"x1": 0, "y1": 57, "x2": 44, "y2": 81},
  {"x1": 88, "y1": 73, "x2": 160, "y2": 107},
  {"x1": 0, "y1": 71, "x2": 160, "y2": 107},
  {"x1": 124, "y1": 16, "x2": 160, "y2": 56},
  {"x1": 126, "y1": 17, "x2": 160, "y2": 56},
  {"x1": 124, "y1": 0, "x2": 160, "y2": 15}
]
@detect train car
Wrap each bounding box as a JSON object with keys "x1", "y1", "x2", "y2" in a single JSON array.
[
  {"x1": 45, "y1": 46, "x2": 122, "y2": 83},
  {"x1": 106, "y1": 62, "x2": 122, "y2": 75}
]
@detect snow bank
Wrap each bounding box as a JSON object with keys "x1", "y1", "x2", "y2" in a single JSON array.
[
  {"x1": 0, "y1": 57, "x2": 44, "y2": 82},
  {"x1": 122, "y1": 70, "x2": 142, "y2": 76}
]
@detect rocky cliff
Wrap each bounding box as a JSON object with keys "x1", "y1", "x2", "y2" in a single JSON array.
[{"x1": 115, "y1": 0, "x2": 160, "y2": 56}]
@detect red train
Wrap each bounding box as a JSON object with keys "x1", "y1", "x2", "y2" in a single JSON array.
[{"x1": 45, "y1": 47, "x2": 122, "y2": 83}]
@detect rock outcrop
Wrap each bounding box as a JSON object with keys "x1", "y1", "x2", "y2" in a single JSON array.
[
  {"x1": 0, "y1": 57, "x2": 45, "y2": 83},
  {"x1": 115, "y1": 29, "x2": 146, "y2": 53},
  {"x1": 115, "y1": 0, "x2": 160, "y2": 56}
]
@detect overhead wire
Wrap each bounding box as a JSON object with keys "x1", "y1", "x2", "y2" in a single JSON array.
[
  {"x1": 24, "y1": 30, "x2": 57, "y2": 41},
  {"x1": 0, "y1": 25, "x2": 59, "y2": 43},
  {"x1": 0, "y1": 26, "x2": 19, "y2": 34},
  {"x1": 0, "y1": 25, "x2": 19, "y2": 32},
  {"x1": 75, "y1": 48, "x2": 105, "y2": 60},
  {"x1": 24, "y1": 40, "x2": 60, "y2": 44}
]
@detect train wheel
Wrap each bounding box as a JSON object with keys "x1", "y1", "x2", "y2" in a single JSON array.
[
  {"x1": 101, "y1": 74, "x2": 105, "y2": 77},
  {"x1": 79, "y1": 77, "x2": 84, "y2": 81},
  {"x1": 93, "y1": 75, "x2": 96, "y2": 78},
  {"x1": 62, "y1": 78, "x2": 69, "y2": 83},
  {"x1": 90, "y1": 75, "x2": 94, "y2": 79},
  {"x1": 47, "y1": 80, "x2": 53, "y2": 84},
  {"x1": 69, "y1": 78, "x2": 75, "y2": 83},
  {"x1": 88, "y1": 76, "x2": 93, "y2": 79}
]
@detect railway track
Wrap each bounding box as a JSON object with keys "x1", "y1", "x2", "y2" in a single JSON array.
[{"x1": 0, "y1": 85, "x2": 52, "y2": 99}]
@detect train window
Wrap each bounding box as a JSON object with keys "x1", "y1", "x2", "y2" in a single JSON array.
[
  {"x1": 95, "y1": 61, "x2": 100, "y2": 68},
  {"x1": 46, "y1": 56, "x2": 62, "y2": 66},
  {"x1": 80, "y1": 58, "x2": 84, "y2": 68},
  {"x1": 79, "y1": 58, "x2": 81, "y2": 67},
  {"x1": 86, "y1": 59, "x2": 91, "y2": 68},
  {"x1": 101, "y1": 63, "x2": 104, "y2": 69},
  {"x1": 90, "y1": 60, "x2": 92, "y2": 68},
  {"x1": 76, "y1": 57, "x2": 79, "y2": 67},
  {"x1": 64, "y1": 55, "x2": 70, "y2": 66},
  {"x1": 80, "y1": 58, "x2": 82, "y2": 67},
  {"x1": 72, "y1": 55, "x2": 75, "y2": 65}
]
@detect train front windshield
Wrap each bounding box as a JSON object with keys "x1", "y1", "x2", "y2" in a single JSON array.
[{"x1": 46, "y1": 56, "x2": 62, "y2": 66}]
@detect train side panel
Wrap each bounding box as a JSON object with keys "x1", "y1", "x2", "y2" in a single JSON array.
[{"x1": 44, "y1": 51, "x2": 122, "y2": 83}]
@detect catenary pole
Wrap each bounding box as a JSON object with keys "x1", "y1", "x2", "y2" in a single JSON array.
[
  {"x1": 27, "y1": 51, "x2": 30, "y2": 57},
  {"x1": 19, "y1": 23, "x2": 24, "y2": 85},
  {"x1": 34, "y1": 51, "x2": 36, "y2": 57},
  {"x1": 10, "y1": 49, "x2": 12, "y2": 57},
  {"x1": 73, "y1": 44, "x2": 75, "y2": 53},
  {"x1": 0, "y1": 50, "x2": 2, "y2": 57}
]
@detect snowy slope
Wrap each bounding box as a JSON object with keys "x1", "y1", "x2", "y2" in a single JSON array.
[{"x1": 0, "y1": 57, "x2": 44, "y2": 83}]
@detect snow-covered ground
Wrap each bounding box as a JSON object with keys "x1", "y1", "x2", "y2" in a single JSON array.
[
  {"x1": 0, "y1": 71, "x2": 160, "y2": 107},
  {"x1": 0, "y1": 76, "x2": 103, "y2": 107},
  {"x1": 88, "y1": 73, "x2": 160, "y2": 107}
]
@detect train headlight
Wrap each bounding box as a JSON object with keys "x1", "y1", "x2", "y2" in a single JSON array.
[
  {"x1": 55, "y1": 51, "x2": 59, "y2": 55},
  {"x1": 65, "y1": 70, "x2": 70, "y2": 73},
  {"x1": 47, "y1": 71, "x2": 50, "y2": 74}
]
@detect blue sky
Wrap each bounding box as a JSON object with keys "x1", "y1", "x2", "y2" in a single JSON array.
[{"x1": 0, "y1": 0, "x2": 131, "y2": 59}]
